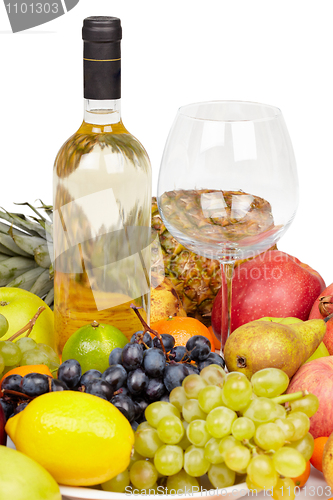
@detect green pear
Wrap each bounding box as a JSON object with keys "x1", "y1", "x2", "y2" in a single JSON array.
[
  {"x1": 258, "y1": 316, "x2": 303, "y2": 325},
  {"x1": 224, "y1": 318, "x2": 327, "y2": 379},
  {"x1": 305, "y1": 341, "x2": 330, "y2": 363},
  {"x1": 0, "y1": 445, "x2": 61, "y2": 500}
]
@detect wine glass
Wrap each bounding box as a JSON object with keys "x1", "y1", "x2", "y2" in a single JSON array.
[{"x1": 157, "y1": 100, "x2": 298, "y2": 353}]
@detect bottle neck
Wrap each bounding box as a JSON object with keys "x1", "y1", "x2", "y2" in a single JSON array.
[
  {"x1": 83, "y1": 40, "x2": 121, "y2": 103},
  {"x1": 84, "y1": 99, "x2": 121, "y2": 125}
]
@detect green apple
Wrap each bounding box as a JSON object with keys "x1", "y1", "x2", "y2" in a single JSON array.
[
  {"x1": 258, "y1": 316, "x2": 303, "y2": 325},
  {"x1": 0, "y1": 445, "x2": 61, "y2": 500},
  {"x1": 0, "y1": 288, "x2": 54, "y2": 350},
  {"x1": 305, "y1": 342, "x2": 330, "y2": 363}
]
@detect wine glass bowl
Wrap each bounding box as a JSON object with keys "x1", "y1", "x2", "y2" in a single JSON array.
[
  {"x1": 157, "y1": 101, "x2": 298, "y2": 349},
  {"x1": 159, "y1": 188, "x2": 283, "y2": 263}
]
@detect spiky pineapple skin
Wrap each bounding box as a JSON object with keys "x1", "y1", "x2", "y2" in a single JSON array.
[{"x1": 151, "y1": 197, "x2": 221, "y2": 325}]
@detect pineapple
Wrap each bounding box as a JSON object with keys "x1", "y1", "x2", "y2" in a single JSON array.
[
  {"x1": 0, "y1": 202, "x2": 54, "y2": 306},
  {"x1": 152, "y1": 197, "x2": 221, "y2": 324}
]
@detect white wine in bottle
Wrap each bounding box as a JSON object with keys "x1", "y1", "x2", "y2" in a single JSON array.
[{"x1": 53, "y1": 17, "x2": 151, "y2": 353}]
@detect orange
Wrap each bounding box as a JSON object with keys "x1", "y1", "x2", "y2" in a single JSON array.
[
  {"x1": 0, "y1": 364, "x2": 53, "y2": 391},
  {"x1": 208, "y1": 325, "x2": 221, "y2": 351},
  {"x1": 292, "y1": 460, "x2": 311, "y2": 487},
  {"x1": 310, "y1": 436, "x2": 329, "y2": 472},
  {"x1": 151, "y1": 317, "x2": 215, "y2": 352}
]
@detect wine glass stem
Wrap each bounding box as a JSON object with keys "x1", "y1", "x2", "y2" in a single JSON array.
[{"x1": 219, "y1": 261, "x2": 235, "y2": 355}]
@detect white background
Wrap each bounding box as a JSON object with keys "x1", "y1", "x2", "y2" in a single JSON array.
[{"x1": 0, "y1": 0, "x2": 332, "y2": 285}]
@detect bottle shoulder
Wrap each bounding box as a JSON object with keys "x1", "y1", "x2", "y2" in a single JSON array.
[
  {"x1": 77, "y1": 119, "x2": 129, "y2": 135},
  {"x1": 54, "y1": 120, "x2": 151, "y2": 179}
]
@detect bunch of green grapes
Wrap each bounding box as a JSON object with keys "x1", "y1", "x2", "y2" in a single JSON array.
[
  {"x1": 101, "y1": 365, "x2": 319, "y2": 499},
  {"x1": 0, "y1": 315, "x2": 60, "y2": 378}
]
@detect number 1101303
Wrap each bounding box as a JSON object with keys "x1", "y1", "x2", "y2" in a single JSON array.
[{"x1": 5, "y1": 2, "x2": 59, "y2": 14}]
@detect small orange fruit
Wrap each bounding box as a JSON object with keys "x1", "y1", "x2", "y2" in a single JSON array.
[
  {"x1": 311, "y1": 436, "x2": 329, "y2": 472},
  {"x1": 0, "y1": 364, "x2": 53, "y2": 391},
  {"x1": 208, "y1": 325, "x2": 221, "y2": 351},
  {"x1": 151, "y1": 317, "x2": 215, "y2": 352},
  {"x1": 292, "y1": 460, "x2": 311, "y2": 487}
]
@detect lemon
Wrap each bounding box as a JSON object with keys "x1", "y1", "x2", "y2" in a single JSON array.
[
  {"x1": 0, "y1": 445, "x2": 61, "y2": 500},
  {"x1": 62, "y1": 321, "x2": 128, "y2": 373},
  {"x1": 5, "y1": 390, "x2": 134, "y2": 486}
]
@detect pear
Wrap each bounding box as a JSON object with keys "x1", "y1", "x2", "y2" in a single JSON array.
[
  {"x1": 224, "y1": 318, "x2": 327, "y2": 379},
  {"x1": 305, "y1": 341, "x2": 329, "y2": 363},
  {"x1": 289, "y1": 319, "x2": 327, "y2": 360},
  {"x1": 0, "y1": 445, "x2": 61, "y2": 500},
  {"x1": 257, "y1": 317, "x2": 329, "y2": 364}
]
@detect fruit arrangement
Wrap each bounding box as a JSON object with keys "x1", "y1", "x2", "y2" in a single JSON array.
[
  {"x1": 2, "y1": 199, "x2": 333, "y2": 499},
  {"x1": 3, "y1": 363, "x2": 320, "y2": 498}
]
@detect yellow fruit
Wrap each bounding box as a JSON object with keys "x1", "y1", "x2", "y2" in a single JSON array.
[
  {"x1": 5, "y1": 390, "x2": 134, "y2": 486},
  {"x1": 0, "y1": 445, "x2": 61, "y2": 500},
  {"x1": 305, "y1": 342, "x2": 330, "y2": 363},
  {"x1": 62, "y1": 321, "x2": 128, "y2": 374},
  {"x1": 322, "y1": 433, "x2": 333, "y2": 487},
  {"x1": 150, "y1": 275, "x2": 187, "y2": 324},
  {"x1": 0, "y1": 288, "x2": 54, "y2": 349}
]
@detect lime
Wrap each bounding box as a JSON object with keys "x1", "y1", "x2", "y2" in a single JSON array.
[
  {"x1": 5, "y1": 391, "x2": 134, "y2": 486},
  {"x1": 62, "y1": 321, "x2": 128, "y2": 374}
]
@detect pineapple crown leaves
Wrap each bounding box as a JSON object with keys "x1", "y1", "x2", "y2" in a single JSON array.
[
  {"x1": 13, "y1": 202, "x2": 53, "y2": 238},
  {"x1": 36, "y1": 200, "x2": 53, "y2": 221},
  {"x1": 14, "y1": 202, "x2": 48, "y2": 222},
  {"x1": 0, "y1": 202, "x2": 54, "y2": 305},
  {"x1": 0, "y1": 207, "x2": 46, "y2": 238}
]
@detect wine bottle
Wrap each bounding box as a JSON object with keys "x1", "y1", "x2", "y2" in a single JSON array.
[{"x1": 53, "y1": 17, "x2": 151, "y2": 354}]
